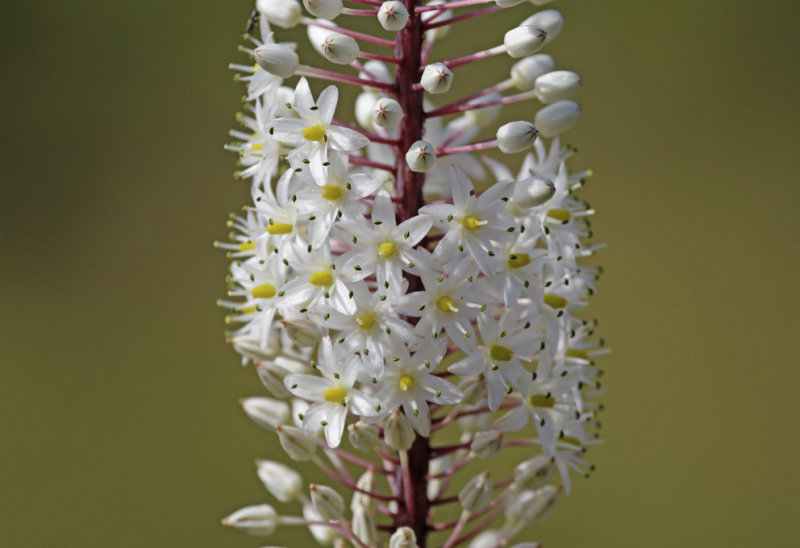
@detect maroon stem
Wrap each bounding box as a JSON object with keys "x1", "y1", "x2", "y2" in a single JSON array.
[{"x1": 393, "y1": 2, "x2": 431, "y2": 546}]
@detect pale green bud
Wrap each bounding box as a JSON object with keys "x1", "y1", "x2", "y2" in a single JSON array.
[
  {"x1": 534, "y1": 70, "x2": 582, "y2": 104},
  {"x1": 310, "y1": 484, "x2": 345, "y2": 520},
  {"x1": 384, "y1": 410, "x2": 416, "y2": 450},
  {"x1": 512, "y1": 455, "x2": 556, "y2": 491},
  {"x1": 257, "y1": 0, "x2": 301, "y2": 29},
  {"x1": 459, "y1": 471, "x2": 493, "y2": 512},
  {"x1": 511, "y1": 54, "x2": 555, "y2": 91},
  {"x1": 470, "y1": 430, "x2": 504, "y2": 459},
  {"x1": 256, "y1": 459, "x2": 303, "y2": 502},
  {"x1": 504, "y1": 25, "x2": 547, "y2": 59},
  {"x1": 240, "y1": 397, "x2": 289, "y2": 431},
  {"x1": 347, "y1": 421, "x2": 382, "y2": 452},
  {"x1": 389, "y1": 526, "x2": 419, "y2": 548},
  {"x1": 221, "y1": 504, "x2": 278, "y2": 536},
  {"x1": 497, "y1": 121, "x2": 538, "y2": 153},
  {"x1": 421, "y1": 62, "x2": 454, "y2": 94},
  {"x1": 534, "y1": 100, "x2": 581, "y2": 137},
  {"x1": 276, "y1": 425, "x2": 317, "y2": 461},
  {"x1": 378, "y1": 1, "x2": 409, "y2": 31},
  {"x1": 303, "y1": 0, "x2": 343, "y2": 20}
]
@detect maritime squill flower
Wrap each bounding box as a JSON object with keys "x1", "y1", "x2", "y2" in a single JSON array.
[{"x1": 220, "y1": 2, "x2": 606, "y2": 546}]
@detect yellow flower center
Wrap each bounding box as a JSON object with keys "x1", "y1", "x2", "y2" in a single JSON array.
[
  {"x1": 241, "y1": 306, "x2": 257, "y2": 314},
  {"x1": 565, "y1": 348, "x2": 588, "y2": 360},
  {"x1": 436, "y1": 296, "x2": 459, "y2": 313},
  {"x1": 322, "y1": 185, "x2": 344, "y2": 201},
  {"x1": 356, "y1": 313, "x2": 375, "y2": 330},
  {"x1": 547, "y1": 209, "x2": 571, "y2": 222},
  {"x1": 323, "y1": 386, "x2": 347, "y2": 403},
  {"x1": 560, "y1": 435, "x2": 582, "y2": 447},
  {"x1": 462, "y1": 215, "x2": 486, "y2": 231},
  {"x1": 377, "y1": 241, "x2": 396, "y2": 258},
  {"x1": 267, "y1": 222, "x2": 293, "y2": 235},
  {"x1": 251, "y1": 284, "x2": 276, "y2": 299},
  {"x1": 248, "y1": 142, "x2": 263, "y2": 151},
  {"x1": 507, "y1": 252, "x2": 531, "y2": 269},
  {"x1": 398, "y1": 374, "x2": 415, "y2": 392},
  {"x1": 238, "y1": 241, "x2": 255, "y2": 252},
  {"x1": 310, "y1": 270, "x2": 334, "y2": 287},
  {"x1": 489, "y1": 344, "x2": 514, "y2": 362},
  {"x1": 302, "y1": 125, "x2": 326, "y2": 141},
  {"x1": 529, "y1": 394, "x2": 556, "y2": 408},
  {"x1": 544, "y1": 293, "x2": 567, "y2": 309}
]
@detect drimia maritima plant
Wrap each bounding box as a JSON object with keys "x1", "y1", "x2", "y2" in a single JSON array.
[{"x1": 218, "y1": 0, "x2": 606, "y2": 546}]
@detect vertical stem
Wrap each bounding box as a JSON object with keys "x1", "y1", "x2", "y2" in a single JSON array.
[{"x1": 394, "y1": 2, "x2": 430, "y2": 545}]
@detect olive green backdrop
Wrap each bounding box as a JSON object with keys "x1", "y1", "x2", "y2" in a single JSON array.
[{"x1": 1, "y1": 1, "x2": 798, "y2": 546}]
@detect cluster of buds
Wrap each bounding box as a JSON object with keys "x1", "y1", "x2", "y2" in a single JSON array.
[{"x1": 219, "y1": 0, "x2": 605, "y2": 546}]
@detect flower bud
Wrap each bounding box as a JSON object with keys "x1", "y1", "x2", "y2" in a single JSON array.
[
  {"x1": 534, "y1": 70, "x2": 582, "y2": 104},
  {"x1": 405, "y1": 140, "x2": 437, "y2": 173},
  {"x1": 347, "y1": 421, "x2": 382, "y2": 451},
  {"x1": 303, "y1": 501, "x2": 338, "y2": 544},
  {"x1": 222, "y1": 504, "x2": 278, "y2": 536},
  {"x1": 372, "y1": 97, "x2": 404, "y2": 128},
  {"x1": 351, "y1": 468, "x2": 377, "y2": 511},
  {"x1": 470, "y1": 430, "x2": 504, "y2": 459},
  {"x1": 253, "y1": 44, "x2": 299, "y2": 78},
  {"x1": 303, "y1": 0, "x2": 343, "y2": 20},
  {"x1": 276, "y1": 424, "x2": 317, "y2": 461},
  {"x1": 255, "y1": 361, "x2": 293, "y2": 398},
  {"x1": 505, "y1": 485, "x2": 562, "y2": 527},
  {"x1": 426, "y1": 454, "x2": 452, "y2": 499},
  {"x1": 421, "y1": 62, "x2": 454, "y2": 94},
  {"x1": 513, "y1": 175, "x2": 555, "y2": 209},
  {"x1": 352, "y1": 506, "x2": 378, "y2": 545},
  {"x1": 459, "y1": 471, "x2": 493, "y2": 512},
  {"x1": 318, "y1": 32, "x2": 360, "y2": 65},
  {"x1": 240, "y1": 397, "x2": 290, "y2": 430},
  {"x1": 310, "y1": 484, "x2": 345, "y2": 520},
  {"x1": 256, "y1": 459, "x2": 303, "y2": 502},
  {"x1": 384, "y1": 409, "x2": 416, "y2": 450},
  {"x1": 458, "y1": 374, "x2": 486, "y2": 406},
  {"x1": 389, "y1": 526, "x2": 419, "y2": 548},
  {"x1": 257, "y1": 0, "x2": 301, "y2": 29},
  {"x1": 510, "y1": 54, "x2": 555, "y2": 91},
  {"x1": 378, "y1": 1, "x2": 410, "y2": 31},
  {"x1": 504, "y1": 25, "x2": 547, "y2": 59},
  {"x1": 511, "y1": 455, "x2": 556, "y2": 491},
  {"x1": 356, "y1": 91, "x2": 381, "y2": 129},
  {"x1": 280, "y1": 317, "x2": 322, "y2": 346},
  {"x1": 522, "y1": 10, "x2": 564, "y2": 41},
  {"x1": 496, "y1": 121, "x2": 538, "y2": 153},
  {"x1": 534, "y1": 100, "x2": 581, "y2": 137},
  {"x1": 358, "y1": 60, "x2": 393, "y2": 87},
  {"x1": 468, "y1": 531, "x2": 503, "y2": 548}
]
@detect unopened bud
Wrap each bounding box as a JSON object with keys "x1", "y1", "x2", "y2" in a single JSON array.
[
  {"x1": 505, "y1": 485, "x2": 562, "y2": 527},
  {"x1": 257, "y1": 460, "x2": 303, "y2": 502},
  {"x1": 310, "y1": 484, "x2": 345, "y2": 520},
  {"x1": 534, "y1": 71, "x2": 582, "y2": 104},
  {"x1": 512, "y1": 455, "x2": 556, "y2": 491},
  {"x1": 459, "y1": 374, "x2": 487, "y2": 406},
  {"x1": 470, "y1": 430, "x2": 504, "y2": 459},
  {"x1": 389, "y1": 526, "x2": 418, "y2": 548},
  {"x1": 372, "y1": 97, "x2": 404, "y2": 128},
  {"x1": 304, "y1": 501, "x2": 337, "y2": 544},
  {"x1": 358, "y1": 60, "x2": 394, "y2": 87},
  {"x1": 351, "y1": 468, "x2": 377, "y2": 511},
  {"x1": 497, "y1": 121, "x2": 538, "y2": 153},
  {"x1": 240, "y1": 397, "x2": 290, "y2": 430},
  {"x1": 257, "y1": 0, "x2": 301, "y2": 29},
  {"x1": 378, "y1": 1, "x2": 410, "y2": 31},
  {"x1": 468, "y1": 531, "x2": 503, "y2": 548},
  {"x1": 348, "y1": 421, "x2": 382, "y2": 451},
  {"x1": 319, "y1": 32, "x2": 360, "y2": 65},
  {"x1": 522, "y1": 10, "x2": 564, "y2": 41},
  {"x1": 303, "y1": 0, "x2": 343, "y2": 20},
  {"x1": 459, "y1": 471, "x2": 493, "y2": 512},
  {"x1": 426, "y1": 454, "x2": 452, "y2": 499},
  {"x1": 254, "y1": 44, "x2": 299, "y2": 78},
  {"x1": 255, "y1": 361, "x2": 293, "y2": 398},
  {"x1": 280, "y1": 317, "x2": 322, "y2": 346},
  {"x1": 504, "y1": 25, "x2": 547, "y2": 59},
  {"x1": 405, "y1": 140, "x2": 437, "y2": 173},
  {"x1": 352, "y1": 506, "x2": 378, "y2": 545},
  {"x1": 510, "y1": 54, "x2": 555, "y2": 91},
  {"x1": 534, "y1": 100, "x2": 581, "y2": 137},
  {"x1": 276, "y1": 424, "x2": 317, "y2": 461},
  {"x1": 513, "y1": 175, "x2": 555, "y2": 209},
  {"x1": 222, "y1": 504, "x2": 278, "y2": 536},
  {"x1": 421, "y1": 62, "x2": 453, "y2": 94},
  {"x1": 384, "y1": 410, "x2": 416, "y2": 450}
]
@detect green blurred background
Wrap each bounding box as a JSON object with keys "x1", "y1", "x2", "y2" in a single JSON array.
[{"x1": 1, "y1": 0, "x2": 798, "y2": 546}]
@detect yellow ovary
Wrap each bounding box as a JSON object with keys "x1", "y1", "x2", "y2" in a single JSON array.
[
  {"x1": 546, "y1": 209, "x2": 571, "y2": 222},
  {"x1": 565, "y1": 348, "x2": 588, "y2": 360},
  {"x1": 529, "y1": 394, "x2": 556, "y2": 408},
  {"x1": 267, "y1": 222, "x2": 292, "y2": 235},
  {"x1": 310, "y1": 270, "x2": 334, "y2": 287},
  {"x1": 322, "y1": 185, "x2": 343, "y2": 201},
  {"x1": 251, "y1": 284, "x2": 276, "y2": 299},
  {"x1": 560, "y1": 435, "x2": 582, "y2": 447},
  {"x1": 398, "y1": 374, "x2": 415, "y2": 392},
  {"x1": 508, "y1": 252, "x2": 531, "y2": 269},
  {"x1": 303, "y1": 125, "x2": 326, "y2": 141},
  {"x1": 544, "y1": 293, "x2": 567, "y2": 309},
  {"x1": 356, "y1": 313, "x2": 375, "y2": 330},
  {"x1": 238, "y1": 241, "x2": 255, "y2": 252},
  {"x1": 377, "y1": 241, "x2": 396, "y2": 258},
  {"x1": 489, "y1": 344, "x2": 514, "y2": 362},
  {"x1": 324, "y1": 386, "x2": 347, "y2": 403},
  {"x1": 436, "y1": 296, "x2": 459, "y2": 313},
  {"x1": 462, "y1": 215, "x2": 486, "y2": 231}
]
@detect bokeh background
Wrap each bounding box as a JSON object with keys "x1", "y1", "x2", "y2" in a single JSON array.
[{"x1": 2, "y1": 0, "x2": 799, "y2": 546}]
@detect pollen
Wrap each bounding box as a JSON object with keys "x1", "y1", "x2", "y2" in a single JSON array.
[
  {"x1": 462, "y1": 215, "x2": 486, "y2": 231},
  {"x1": 310, "y1": 270, "x2": 334, "y2": 287},
  {"x1": 436, "y1": 295, "x2": 459, "y2": 313},
  {"x1": 356, "y1": 313, "x2": 375, "y2": 330},
  {"x1": 398, "y1": 374, "x2": 415, "y2": 392},
  {"x1": 238, "y1": 241, "x2": 255, "y2": 252},
  {"x1": 267, "y1": 222, "x2": 293, "y2": 235},
  {"x1": 251, "y1": 284, "x2": 276, "y2": 299},
  {"x1": 489, "y1": 344, "x2": 514, "y2": 362},
  {"x1": 529, "y1": 394, "x2": 556, "y2": 408},
  {"x1": 303, "y1": 125, "x2": 326, "y2": 141},
  {"x1": 322, "y1": 185, "x2": 344, "y2": 201},
  {"x1": 323, "y1": 386, "x2": 347, "y2": 403},
  {"x1": 377, "y1": 241, "x2": 396, "y2": 258},
  {"x1": 508, "y1": 252, "x2": 531, "y2": 269},
  {"x1": 544, "y1": 293, "x2": 567, "y2": 309},
  {"x1": 547, "y1": 209, "x2": 571, "y2": 222}
]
